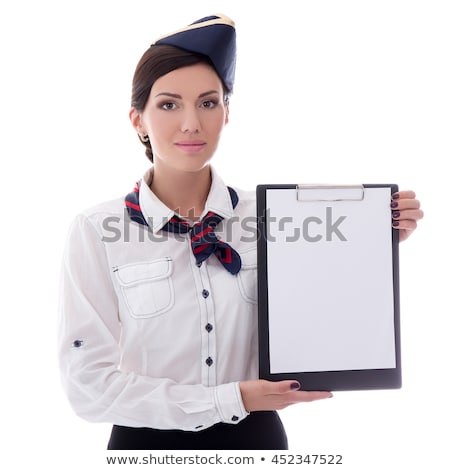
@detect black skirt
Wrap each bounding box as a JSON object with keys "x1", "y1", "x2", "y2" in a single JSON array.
[{"x1": 107, "y1": 411, "x2": 288, "y2": 450}]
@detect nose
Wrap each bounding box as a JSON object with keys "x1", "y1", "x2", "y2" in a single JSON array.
[{"x1": 181, "y1": 107, "x2": 201, "y2": 134}]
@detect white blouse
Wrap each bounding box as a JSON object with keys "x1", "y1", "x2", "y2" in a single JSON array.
[{"x1": 58, "y1": 167, "x2": 259, "y2": 432}]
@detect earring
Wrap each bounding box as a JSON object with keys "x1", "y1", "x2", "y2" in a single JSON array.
[{"x1": 138, "y1": 134, "x2": 150, "y2": 144}]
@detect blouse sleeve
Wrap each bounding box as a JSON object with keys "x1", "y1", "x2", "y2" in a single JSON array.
[{"x1": 57, "y1": 214, "x2": 248, "y2": 431}]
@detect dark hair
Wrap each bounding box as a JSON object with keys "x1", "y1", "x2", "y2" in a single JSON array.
[{"x1": 131, "y1": 44, "x2": 230, "y2": 162}]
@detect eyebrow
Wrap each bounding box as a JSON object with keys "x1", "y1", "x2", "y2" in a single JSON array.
[{"x1": 155, "y1": 90, "x2": 220, "y2": 99}]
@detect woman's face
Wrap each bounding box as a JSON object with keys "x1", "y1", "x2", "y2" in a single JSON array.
[{"x1": 132, "y1": 63, "x2": 229, "y2": 173}]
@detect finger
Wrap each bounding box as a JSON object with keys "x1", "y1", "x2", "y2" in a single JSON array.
[
  {"x1": 292, "y1": 391, "x2": 333, "y2": 403},
  {"x1": 392, "y1": 219, "x2": 418, "y2": 231},
  {"x1": 391, "y1": 208, "x2": 424, "y2": 222},
  {"x1": 268, "y1": 380, "x2": 301, "y2": 395},
  {"x1": 392, "y1": 190, "x2": 416, "y2": 200},
  {"x1": 390, "y1": 198, "x2": 421, "y2": 211},
  {"x1": 272, "y1": 390, "x2": 333, "y2": 410}
]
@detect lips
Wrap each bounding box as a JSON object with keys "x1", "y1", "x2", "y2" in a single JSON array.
[{"x1": 175, "y1": 140, "x2": 207, "y2": 153}]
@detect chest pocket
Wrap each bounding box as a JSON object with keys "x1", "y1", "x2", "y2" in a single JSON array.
[
  {"x1": 113, "y1": 258, "x2": 174, "y2": 319},
  {"x1": 237, "y1": 248, "x2": 258, "y2": 304}
]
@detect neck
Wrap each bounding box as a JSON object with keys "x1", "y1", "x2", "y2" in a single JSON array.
[{"x1": 150, "y1": 164, "x2": 212, "y2": 220}]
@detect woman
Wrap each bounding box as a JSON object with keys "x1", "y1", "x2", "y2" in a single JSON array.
[{"x1": 58, "y1": 14, "x2": 423, "y2": 450}]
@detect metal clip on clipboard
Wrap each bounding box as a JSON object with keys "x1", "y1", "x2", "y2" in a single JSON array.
[{"x1": 296, "y1": 184, "x2": 365, "y2": 202}]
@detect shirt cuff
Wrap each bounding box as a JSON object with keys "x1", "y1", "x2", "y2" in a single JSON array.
[{"x1": 214, "y1": 382, "x2": 249, "y2": 425}]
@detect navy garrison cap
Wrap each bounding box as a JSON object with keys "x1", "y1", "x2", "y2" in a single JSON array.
[{"x1": 152, "y1": 14, "x2": 236, "y2": 92}]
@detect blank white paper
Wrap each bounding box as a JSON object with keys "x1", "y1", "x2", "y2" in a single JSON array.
[{"x1": 266, "y1": 187, "x2": 396, "y2": 373}]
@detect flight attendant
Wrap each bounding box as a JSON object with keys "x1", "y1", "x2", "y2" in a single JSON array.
[{"x1": 58, "y1": 14, "x2": 423, "y2": 450}]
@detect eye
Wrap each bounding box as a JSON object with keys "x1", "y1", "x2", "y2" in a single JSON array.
[
  {"x1": 160, "y1": 102, "x2": 177, "y2": 111},
  {"x1": 201, "y1": 99, "x2": 218, "y2": 109}
]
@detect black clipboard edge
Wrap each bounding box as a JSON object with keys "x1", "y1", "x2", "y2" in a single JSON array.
[{"x1": 256, "y1": 184, "x2": 401, "y2": 392}]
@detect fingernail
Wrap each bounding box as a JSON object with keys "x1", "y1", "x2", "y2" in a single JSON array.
[
  {"x1": 392, "y1": 193, "x2": 400, "y2": 199},
  {"x1": 392, "y1": 220, "x2": 400, "y2": 227},
  {"x1": 392, "y1": 211, "x2": 401, "y2": 218},
  {"x1": 390, "y1": 201, "x2": 398, "y2": 208},
  {"x1": 290, "y1": 382, "x2": 301, "y2": 390}
]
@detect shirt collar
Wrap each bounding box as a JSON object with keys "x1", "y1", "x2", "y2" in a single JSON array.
[{"x1": 138, "y1": 166, "x2": 236, "y2": 233}]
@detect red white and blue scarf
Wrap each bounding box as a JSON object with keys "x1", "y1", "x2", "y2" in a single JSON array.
[{"x1": 125, "y1": 181, "x2": 241, "y2": 275}]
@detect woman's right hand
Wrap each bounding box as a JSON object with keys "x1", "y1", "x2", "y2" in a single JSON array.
[{"x1": 239, "y1": 380, "x2": 333, "y2": 412}]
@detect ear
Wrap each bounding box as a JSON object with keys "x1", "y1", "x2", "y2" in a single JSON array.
[
  {"x1": 225, "y1": 104, "x2": 229, "y2": 125},
  {"x1": 129, "y1": 108, "x2": 144, "y2": 134}
]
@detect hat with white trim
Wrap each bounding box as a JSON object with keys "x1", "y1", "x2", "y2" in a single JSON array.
[{"x1": 153, "y1": 14, "x2": 236, "y2": 92}]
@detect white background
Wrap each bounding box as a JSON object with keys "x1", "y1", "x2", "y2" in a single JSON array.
[{"x1": 1, "y1": 1, "x2": 448, "y2": 469}]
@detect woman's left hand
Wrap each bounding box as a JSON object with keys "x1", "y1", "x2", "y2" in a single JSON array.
[{"x1": 391, "y1": 190, "x2": 424, "y2": 242}]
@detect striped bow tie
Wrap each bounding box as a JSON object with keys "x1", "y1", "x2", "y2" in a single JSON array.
[{"x1": 125, "y1": 182, "x2": 242, "y2": 275}]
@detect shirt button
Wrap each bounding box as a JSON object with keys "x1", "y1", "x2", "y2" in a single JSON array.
[
  {"x1": 202, "y1": 289, "x2": 209, "y2": 298},
  {"x1": 205, "y1": 357, "x2": 213, "y2": 367},
  {"x1": 205, "y1": 323, "x2": 213, "y2": 333},
  {"x1": 231, "y1": 415, "x2": 239, "y2": 422}
]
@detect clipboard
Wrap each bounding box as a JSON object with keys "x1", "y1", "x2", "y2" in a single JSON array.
[{"x1": 256, "y1": 184, "x2": 401, "y2": 391}]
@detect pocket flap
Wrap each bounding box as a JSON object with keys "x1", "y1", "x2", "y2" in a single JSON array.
[{"x1": 114, "y1": 258, "x2": 173, "y2": 285}]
